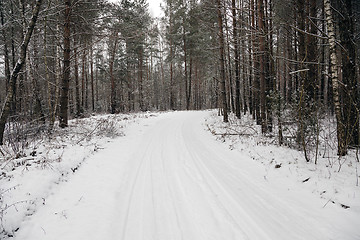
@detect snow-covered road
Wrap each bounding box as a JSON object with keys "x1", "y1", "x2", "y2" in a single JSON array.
[{"x1": 13, "y1": 111, "x2": 358, "y2": 240}]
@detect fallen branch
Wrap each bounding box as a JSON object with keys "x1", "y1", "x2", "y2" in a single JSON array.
[
  {"x1": 322, "y1": 198, "x2": 335, "y2": 208},
  {"x1": 75, "y1": 120, "x2": 105, "y2": 144},
  {"x1": 289, "y1": 69, "x2": 310, "y2": 75},
  {"x1": 213, "y1": 133, "x2": 253, "y2": 136}
]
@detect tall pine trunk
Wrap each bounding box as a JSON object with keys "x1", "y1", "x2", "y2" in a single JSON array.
[
  {"x1": 258, "y1": 0, "x2": 267, "y2": 133},
  {"x1": 232, "y1": 0, "x2": 241, "y2": 119},
  {"x1": 90, "y1": 44, "x2": 95, "y2": 112},
  {"x1": 74, "y1": 31, "x2": 82, "y2": 117},
  {"x1": 216, "y1": 0, "x2": 228, "y2": 122},
  {"x1": 0, "y1": 0, "x2": 10, "y2": 87},
  {"x1": 110, "y1": 31, "x2": 118, "y2": 114},
  {"x1": 59, "y1": 0, "x2": 71, "y2": 128}
]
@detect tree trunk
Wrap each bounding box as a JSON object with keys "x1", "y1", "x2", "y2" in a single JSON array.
[
  {"x1": 85, "y1": 51, "x2": 89, "y2": 111},
  {"x1": 138, "y1": 47, "x2": 144, "y2": 111},
  {"x1": 74, "y1": 31, "x2": 82, "y2": 117},
  {"x1": 169, "y1": 4, "x2": 175, "y2": 110},
  {"x1": 43, "y1": 1, "x2": 56, "y2": 128},
  {"x1": 30, "y1": 30, "x2": 45, "y2": 123},
  {"x1": 216, "y1": 0, "x2": 228, "y2": 122},
  {"x1": 306, "y1": 0, "x2": 318, "y2": 101},
  {"x1": 189, "y1": 57, "x2": 193, "y2": 109},
  {"x1": 53, "y1": 8, "x2": 61, "y2": 124},
  {"x1": 17, "y1": 0, "x2": 28, "y2": 115},
  {"x1": 224, "y1": 10, "x2": 235, "y2": 114},
  {"x1": 338, "y1": 0, "x2": 359, "y2": 148},
  {"x1": 266, "y1": 0, "x2": 274, "y2": 132},
  {"x1": 0, "y1": 0, "x2": 10, "y2": 87},
  {"x1": 110, "y1": 31, "x2": 118, "y2": 114},
  {"x1": 90, "y1": 43, "x2": 95, "y2": 112},
  {"x1": 9, "y1": 2, "x2": 15, "y2": 70},
  {"x1": 297, "y1": 0, "x2": 310, "y2": 161},
  {"x1": 0, "y1": 0, "x2": 42, "y2": 144},
  {"x1": 183, "y1": 18, "x2": 190, "y2": 110},
  {"x1": 251, "y1": 0, "x2": 260, "y2": 124},
  {"x1": 324, "y1": 0, "x2": 346, "y2": 155},
  {"x1": 59, "y1": 0, "x2": 71, "y2": 128},
  {"x1": 258, "y1": 0, "x2": 267, "y2": 133},
  {"x1": 232, "y1": 0, "x2": 241, "y2": 119}
]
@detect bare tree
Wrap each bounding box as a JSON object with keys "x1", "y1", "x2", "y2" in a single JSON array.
[{"x1": 0, "y1": 0, "x2": 43, "y2": 144}]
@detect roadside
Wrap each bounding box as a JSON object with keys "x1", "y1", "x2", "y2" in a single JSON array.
[{"x1": 0, "y1": 112, "x2": 158, "y2": 238}]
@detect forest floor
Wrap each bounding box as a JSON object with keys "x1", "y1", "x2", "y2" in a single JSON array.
[{"x1": 0, "y1": 111, "x2": 359, "y2": 239}]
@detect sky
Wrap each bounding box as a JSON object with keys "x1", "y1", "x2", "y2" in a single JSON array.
[
  {"x1": 148, "y1": 0, "x2": 163, "y2": 18},
  {"x1": 108, "y1": 0, "x2": 163, "y2": 18}
]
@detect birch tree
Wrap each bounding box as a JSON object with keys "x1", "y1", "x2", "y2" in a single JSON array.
[{"x1": 324, "y1": 0, "x2": 345, "y2": 155}]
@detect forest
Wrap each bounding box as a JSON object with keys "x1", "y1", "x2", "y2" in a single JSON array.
[{"x1": 0, "y1": 0, "x2": 359, "y2": 161}]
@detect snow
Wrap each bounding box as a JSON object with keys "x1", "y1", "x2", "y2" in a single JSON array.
[
  {"x1": 0, "y1": 112, "x2": 156, "y2": 238},
  {"x1": 1, "y1": 111, "x2": 359, "y2": 239}
]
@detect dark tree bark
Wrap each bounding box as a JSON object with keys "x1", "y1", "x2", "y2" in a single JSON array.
[
  {"x1": 0, "y1": 0, "x2": 43, "y2": 144},
  {"x1": 251, "y1": 0, "x2": 260, "y2": 124},
  {"x1": 183, "y1": 18, "x2": 190, "y2": 110},
  {"x1": 224, "y1": 10, "x2": 235, "y2": 114},
  {"x1": 110, "y1": 30, "x2": 118, "y2": 114},
  {"x1": 297, "y1": 0, "x2": 310, "y2": 161},
  {"x1": 59, "y1": 0, "x2": 71, "y2": 128},
  {"x1": 169, "y1": 2, "x2": 175, "y2": 110},
  {"x1": 258, "y1": 0, "x2": 267, "y2": 133},
  {"x1": 81, "y1": 47, "x2": 85, "y2": 108},
  {"x1": 239, "y1": 2, "x2": 247, "y2": 115},
  {"x1": 17, "y1": 0, "x2": 27, "y2": 114},
  {"x1": 85, "y1": 50, "x2": 89, "y2": 111},
  {"x1": 90, "y1": 44, "x2": 95, "y2": 112},
  {"x1": 189, "y1": 57, "x2": 193, "y2": 109},
  {"x1": 266, "y1": 0, "x2": 274, "y2": 132},
  {"x1": 232, "y1": 0, "x2": 241, "y2": 119},
  {"x1": 74, "y1": 31, "x2": 82, "y2": 117},
  {"x1": 30, "y1": 30, "x2": 45, "y2": 123},
  {"x1": 9, "y1": 2, "x2": 15, "y2": 70},
  {"x1": 338, "y1": 0, "x2": 359, "y2": 148},
  {"x1": 216, "y1": 0, "x2": 228, "y2": 122},
  {"x1": 138, "y1": 47, "x2": 144, "y2": 111},
  {"x1": 306, "y1": 0, "x2": 318, "y2": 100},
  {"x1": 0, "y1": 0, "x2": 10, "y2": 87}
]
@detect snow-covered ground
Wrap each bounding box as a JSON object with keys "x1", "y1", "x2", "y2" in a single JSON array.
[
  {"x1": 205, "y1": 111, "x2": 360, "y2": 213},
  {"x1": 1, "y1": 111, "x2": 359, "y2": 239},
  {"x1": 0, "y1": 112, "x2": 157, "y2": 238}
]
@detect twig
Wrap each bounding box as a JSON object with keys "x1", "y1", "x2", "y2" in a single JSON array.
[
  {"x1": 322, "y1": 198, "x2": 333, "y2": 208},
  {"x1": 289, "y1": 69, "x2": 310, "y2": 75},
  {"x1": 0, "y1": 200, "x2": 28, "y2": 215},
  {"x1": 213, "y1": 133, "x2": 253, "y2": 136},
  {"x1": 75, "y1": 120, "x2": 104, "y2": 144},
  {"x1": 337, "y1": 156, "x2": 346, "y2": 172},
  {"x1": 0, "y1": 156, "x2": 18, "y2": 170}
]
